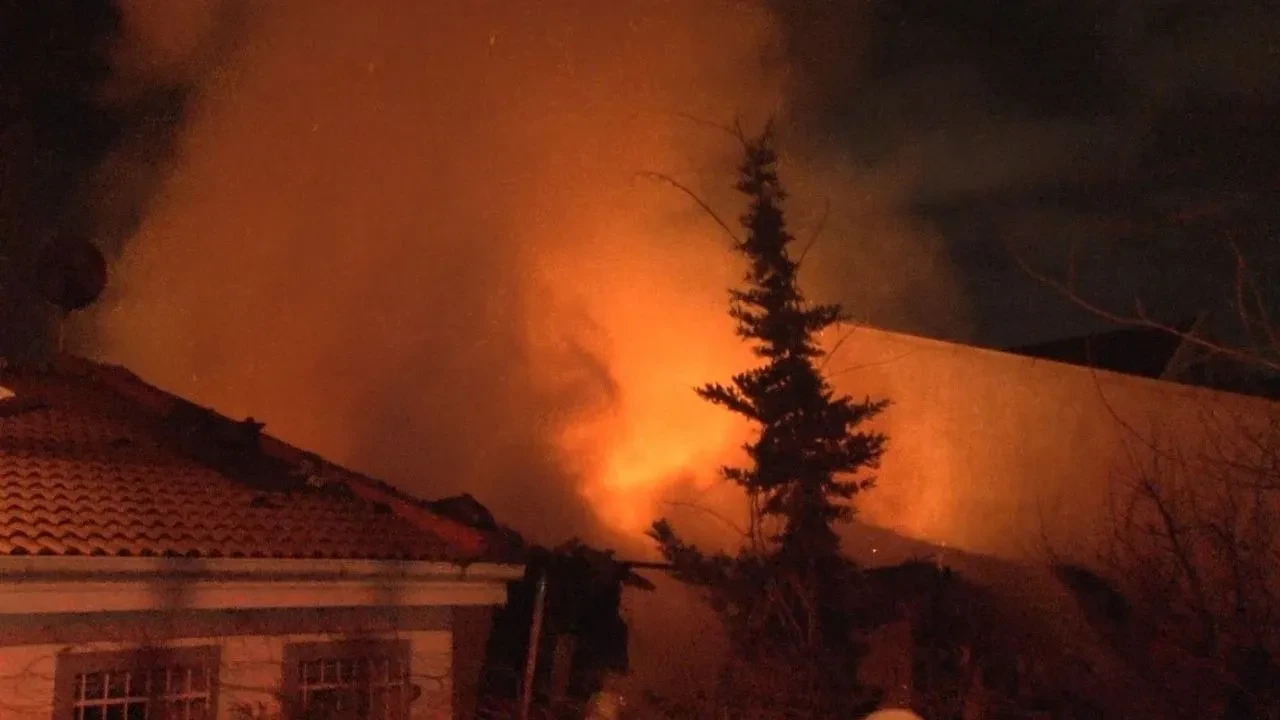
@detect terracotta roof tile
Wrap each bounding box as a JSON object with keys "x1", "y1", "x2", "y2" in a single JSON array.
[{"x1": 0, "y1": 359, "x2": 499, "y2": 563}]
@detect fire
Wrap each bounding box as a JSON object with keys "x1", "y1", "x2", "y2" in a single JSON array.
[
  {"x1": 529, "y1": 216, "x2": 756, "y2": 539},
  {"x1": 576, "y1": 365, "x2": 751, "y2": 535}
]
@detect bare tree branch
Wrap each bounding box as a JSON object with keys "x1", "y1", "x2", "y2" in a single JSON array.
[
  {"x1": 1009, "y1": 241, "x2": 1280, "y2": 373},
  {"x1": 796, "y1": 197, "x2": 830, "y2": 268},
  {"x1": 653, "y1": 110, "x2": 749, "y2": 149},
  {"x1": 659, "y1": 498, "x2": 749, "y2": 539},
  {"x1": 818, "y1": 321, "x2": 859, "y2": 370},
  {"x1": 827, "y1": 349, "x2": 920, "y2": 378},
  {"x1": 635, "y1": 171, "x2": 741, "y2": 245},
  {"x1": 1230, "y1": 238, "x2": 1280, "y2": 353}
]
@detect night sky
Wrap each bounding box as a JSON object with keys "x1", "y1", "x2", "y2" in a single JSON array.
[{"x1": 771, "y1": 0, "x2": 1280, "y2": 346}]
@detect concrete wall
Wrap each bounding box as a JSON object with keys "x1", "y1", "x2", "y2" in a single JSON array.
[
  {"x1": 654, "y1": 328, "x2": 1278, "y2": 567},
  {"x1": 828, "y1": 328, "x2": 1278, "y2": 564},
  {"x1": 0, "y1": 616, "x2": 454, "y2": 719}
]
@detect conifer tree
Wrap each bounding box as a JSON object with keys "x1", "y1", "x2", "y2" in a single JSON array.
[{"x1": 649, "y1": 123, "x2": 888, "y2": 652}]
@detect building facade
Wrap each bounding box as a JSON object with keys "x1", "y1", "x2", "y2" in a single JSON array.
[{"x1": 0, "y1": 358, "x2": 521, "y2": 719}]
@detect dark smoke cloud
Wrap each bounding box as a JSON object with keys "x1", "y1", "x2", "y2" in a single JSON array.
[
  {"x1": 0, "y1": 0, "x2": 247, "y2": 359},
  {"x1": 769, "y1": 0, "x2": 1280, "y2": 347}
]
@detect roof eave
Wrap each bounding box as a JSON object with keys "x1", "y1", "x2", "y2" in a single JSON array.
[{"x1": 0, "y1": 555, "x2": 525, "y2": 582}]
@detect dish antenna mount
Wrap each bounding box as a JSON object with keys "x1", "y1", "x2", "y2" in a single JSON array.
[{"x1": 35, "y1": 236, "x2": 107, "y2": 312}]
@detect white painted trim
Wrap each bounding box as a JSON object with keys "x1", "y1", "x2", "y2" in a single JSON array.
[
  {"x1": 0, "y1": 577, "x2": 509, "y2": 615},
  {"x1": 0, "y1": 556, "x2": 524, "y2": 581},
  {"x1": 0, "y1": 556, "x2": 523, "y2": 615}
]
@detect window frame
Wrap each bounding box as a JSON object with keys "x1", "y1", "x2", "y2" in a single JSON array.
[
  {"x1": 51, "y1": 644, "x2": 222, "y2": 720},
  {"x1": 281, "y1": 638, "x2": 414, "y2": 720}
]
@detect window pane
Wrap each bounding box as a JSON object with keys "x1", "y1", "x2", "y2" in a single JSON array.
[
  {"x1": 160, "y1": 699, "x2": 183, "y2": 720},
  {"x1": 378, "y1": 685, "x2": 406, "y2": 719},
  {"x1": 67, "y1": 651, "x2": 217, "y2": 720},
  {"x1": 82, "y1": 673, "x2": 105, "y2": 699},
  {"x1": 107, "y1": 671, "x2": 128, "y2": 698},
  {"x1": 290, "y1": 645, "x2": 410, "y2": 720},
  {"x1": 127, "y1": 670, "x2": 149, "y2": 696},
  {"x1": 310, "y1": 688, "x2": 343, "y2": 712}
]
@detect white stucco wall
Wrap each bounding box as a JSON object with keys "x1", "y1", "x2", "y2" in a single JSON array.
[
  {"x1": 659, "y1": 327, "x2": 1279, "y2": 566},
  {"x1": 0, "y1": 629, "x2": 452, "y2": 720},
  {"x1": 833, "y1": 328, "x2": 1278, "y2": 564}
]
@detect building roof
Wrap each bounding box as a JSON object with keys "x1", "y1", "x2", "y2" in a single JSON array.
[{"x1": 0, "y1": 356, "x2": 505, "y2": 563}]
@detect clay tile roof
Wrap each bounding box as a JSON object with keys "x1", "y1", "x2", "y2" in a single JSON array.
[{"x1": 0, "y1": 357, "x2": 504, "y2": 563}]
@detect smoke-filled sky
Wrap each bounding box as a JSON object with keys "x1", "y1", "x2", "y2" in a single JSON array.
[
  {"x1": 6, "y1": 0, "x2": 1278, "y2": 551},
  {"x1": 770, "y1": 0, "x2": 1280, "y2": 345}
]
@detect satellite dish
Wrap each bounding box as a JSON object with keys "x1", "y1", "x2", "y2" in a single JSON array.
[
  {"x1": 864, "y1": 710, "x2": 924, "y2": 720},
  {"x1": 35, "y1": 237, "x2": 107, "y2": 312}
]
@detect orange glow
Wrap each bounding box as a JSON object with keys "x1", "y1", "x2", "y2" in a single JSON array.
[
  {"x1": 87, "y1": 2, "x2": 964, "y2": 553},
  {"x1": 537, "y1": 238, "x2": 755, "y2": 536}
]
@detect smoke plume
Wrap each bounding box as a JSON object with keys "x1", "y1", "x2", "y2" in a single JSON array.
[
  {"x1": 766, "y1": 0, "x2": 1280, "y2": 347},
  {"x1": 81, "y1": 1, "x2": 963, "y2": 550},
  {"x1": 0, "y1": 0, "x2": 246, "y2": 359}
]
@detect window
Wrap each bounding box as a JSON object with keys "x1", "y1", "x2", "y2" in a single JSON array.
[
  {"x1": 52, "y1": 646, "x2": 220, "y2": 720},
  {"x1": 282, "y1": 640, "x2": 413, "y2": 720}
]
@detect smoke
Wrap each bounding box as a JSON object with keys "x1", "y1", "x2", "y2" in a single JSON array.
[
  {"x1": 765, "y1": 0, "x2": 1280, "y2": 347},
  {"x1": 0, "y1": 0, "x2": 246, "y2": 359},
  {"x1": 81, "y1": 1, "x2": 964, "y2": 550},
  {"x1": 0, "y1": 1, "x2": 119, "y2": 356}
]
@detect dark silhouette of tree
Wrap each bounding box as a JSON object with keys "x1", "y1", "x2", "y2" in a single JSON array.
[
  {"x1": 476, "y1": 539, "x2": 653, "y2": 719},
  {"x1": 709, "y1": 129, "x2": 887, "y2": 562},
  {"x1": 647, "y1": 123, "x2": 889, "y2": 717}
]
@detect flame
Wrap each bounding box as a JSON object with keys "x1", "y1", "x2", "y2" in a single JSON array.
[
  {"x1": 573, "y1": 345, "x2": 752, "y2": 535},
  {"x1": 529, "y1": 213, "x2": 756, "y2": 538}
]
